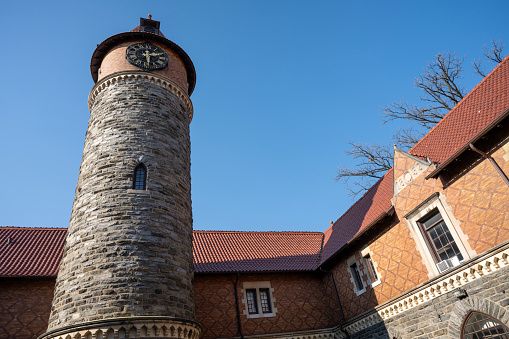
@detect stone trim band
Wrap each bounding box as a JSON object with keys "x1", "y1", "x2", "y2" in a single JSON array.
[
  {"x1": 38, "y1": 317, "x2": 201, "y2": 339},
  {"x1": 88, "y1": 71, "x2": 194, "y2": 121}
]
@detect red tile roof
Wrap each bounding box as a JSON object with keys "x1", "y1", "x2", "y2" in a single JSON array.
[
  {"x1": 321, "y1": 169, "x2": 394, "y2": 265},
  {"x1": 0, "y1": 227, "x2": 324, "y2": 276},
  {"x1": 409, "y1": 55, "x2": 509, "y2": 163},
  {"x1": 0, "y1": 227, "x2": 66, "y2": 277},
  {"x1": 193, "y1": 231, "x2": 324, "y2": 273}
]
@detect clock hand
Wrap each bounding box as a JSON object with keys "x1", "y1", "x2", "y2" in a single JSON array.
[{"x1": 142, "y1": 50, "x2": 151, "y2": 63}]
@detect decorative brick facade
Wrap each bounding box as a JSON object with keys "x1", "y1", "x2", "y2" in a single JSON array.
[
  {"x1": 195, "y1": 273, "x2": 337, "y2": 338},
  {"x1": 0, "y1": 278, "x2": 55, "y2": 339}
]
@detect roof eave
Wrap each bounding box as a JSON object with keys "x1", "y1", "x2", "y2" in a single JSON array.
[
  {"x1": 320, "y1": 205, "x2": 395, "y2": 268},
  {"x1": 425, "y1": 107, "x2": 509, "y2": 180}
]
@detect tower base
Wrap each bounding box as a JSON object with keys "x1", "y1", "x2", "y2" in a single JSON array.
[{"x1": 38, "y1": 317, "x2": 201, "y2": 339}]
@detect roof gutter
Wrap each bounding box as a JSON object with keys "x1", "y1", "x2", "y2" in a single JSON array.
[{"x1": 425, "y1": 108, "x2": 509, "y2": 179}]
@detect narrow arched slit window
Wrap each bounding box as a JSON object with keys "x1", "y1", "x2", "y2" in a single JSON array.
[
  {"x1": 133, "y1": 164, "x2": 147, "y2": 190},
  {"x1": 462, "y1": 311, "x2": 509, "y2": 338}
]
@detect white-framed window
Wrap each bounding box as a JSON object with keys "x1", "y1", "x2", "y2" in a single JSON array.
[
  {"x1": 241, "y1": 281, "x2": 277, "y2": 318},
  {"x1": 405, "y1": 192, "x2": 476, "y2": 277},
  {"x1": 361, "y1": 247, "x2": 381, "y2": 288},
  {"x1": 347, "y1": 255, "x2": 366, "y2": 295}
]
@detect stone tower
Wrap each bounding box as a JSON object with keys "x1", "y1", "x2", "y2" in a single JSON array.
[{"x1": 40, "y1": 17, "x2": 201, "y2": 339}]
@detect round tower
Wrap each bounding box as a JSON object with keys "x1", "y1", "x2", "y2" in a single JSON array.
[{"x1": 41, "y1": 16, "x2": 200, "y2": 339}]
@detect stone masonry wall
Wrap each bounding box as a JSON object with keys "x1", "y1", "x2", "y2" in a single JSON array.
[
  {"x1": 345, "y1": 265, "x2": 509, "y2": 339},
  {"x1": 47, "y1": 77, "x2": 195, "y2": 331}
]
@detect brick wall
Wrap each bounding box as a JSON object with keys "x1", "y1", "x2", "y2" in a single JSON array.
[
  {"x1": 0, "y1": 278, "x2": 55, "y2": 339},
  {"x1": 327, "y1": 139, "x2": 509, "y2": 322},
  {"x1": 195, "y1": 272, "x2": 337, "y2": 338}
]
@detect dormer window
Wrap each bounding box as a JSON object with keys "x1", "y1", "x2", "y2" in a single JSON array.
[{"x1": 133, "y1": 164, "x2": 147, "y2": 190}]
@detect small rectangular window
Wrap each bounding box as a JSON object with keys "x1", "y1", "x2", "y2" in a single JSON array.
[
  {"x1": 259, "y1": 288, "x2": 272, "y2": 313},
  {"x1": 246, "y1": 289, "x2": 259, "y2": 314},
  {"x1": 363, "y1": 254, "x2": 378, "y2": 282},
  {"x1": 418, "y1": 209, "x2": 463, "y2": 263},
  {"x1": 242, "y1": 282, "x2": 276, "y2": 318},
  {"x1": 350, "y1": 263, "x2": 364, "y2": 291}
]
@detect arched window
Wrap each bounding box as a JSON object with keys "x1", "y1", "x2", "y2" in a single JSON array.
[
  {"x1": 462, "y1": 311, "x2": 509, "y2": 338},
  {"x1": 133, "y1": 164, "x2": 147, "y2": 190}
]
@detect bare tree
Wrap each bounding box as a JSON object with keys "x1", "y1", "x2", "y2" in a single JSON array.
[
  {"x1": 336, "y1": 44, "x2": 505, "y2": 198},
  {"x1": 473, "y1": 40, "x2": 505, "y2": 77},
  {"x1": 336, "y1": 142, "x2": 393, "y2": 197},
  {"x1": 381, "y1": 52, "x2": 466, "y2": 129}
]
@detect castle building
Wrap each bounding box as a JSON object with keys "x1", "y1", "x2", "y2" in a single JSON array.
[{"x1": 1, "y1": 17, "x2": 509, "y2": 339}]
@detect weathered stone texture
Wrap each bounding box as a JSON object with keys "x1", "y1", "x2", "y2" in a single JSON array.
[
  {"x1": 47, "y1": 77, "x2": 194, "y2": 331},
  {"x1": 346, "y1": 265, "x2": 509, "y2": 339}
]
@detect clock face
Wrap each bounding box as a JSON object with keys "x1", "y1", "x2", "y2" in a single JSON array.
[{"x1": 126, "y1": 42, "x2": 169, "y2": 71}]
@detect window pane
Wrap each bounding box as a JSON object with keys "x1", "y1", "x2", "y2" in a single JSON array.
[
  {"x1": 421, "y1": 210, "x2": 463, "y2": 263},
  {"x1": 422, "y1": 212, "x2": 442, "y2": 228},
  {"x1": 350, "y1": 263, "x2": 364, "y2": 290},
  {"x1": 246, "y1": 289, "x2": 258, "y2": 314},
  {"x1": 462, "y1": 312, "x2": 509, "y2": 337},
  {"x1": 134, "y1": 164, "x2": 147, "y2": 190},
  {"x1": 259, "y1": 288, "x2": 272, "y2": 313},
  {"x1": 364, "y1": 255, "x2": 378, "y2": 281}
]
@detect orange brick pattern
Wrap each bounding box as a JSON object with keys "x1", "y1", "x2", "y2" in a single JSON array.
[
  {"x1": 329, "y1": 258, "x2": 377, "y2": 320},
  {"x1": 98, "y1": 40, "x2": 188, "y2": 91},
  {"x1": 330, "y1": 143, "x2": 509, "y2": 321},
  {"x1": 195, "y1": 273, "x2": 336, "y2": 338},
  {"x1": 443, "y1": 146, "x2": 509, "y2": 253},
  {"x1": 0, "y1": 278, "x2": 55, "y2": 339}
]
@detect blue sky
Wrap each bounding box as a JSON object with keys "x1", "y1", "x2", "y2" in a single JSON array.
[{"x1": 1, "y1": 1, "x2": 507, "y2": 232}]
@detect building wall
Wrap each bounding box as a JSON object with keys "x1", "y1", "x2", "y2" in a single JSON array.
[
  {"x1": 328, "y1": 139, "x2": 509, "y2": 322},
  {"x1": 0, "y1": 278, "x2": 55, "y2": 339},
  {"x1": 344, "y1": 264, "x2": 509, "y2": 339},
  {"x1": 195, "y1": 272, "x2": 337, "y2": 338}
]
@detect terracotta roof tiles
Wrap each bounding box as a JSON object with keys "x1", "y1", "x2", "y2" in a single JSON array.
[
  {"x1": 0, "y1": 227, "x2": 66, "y2": 277},
  {"x1": 321, "y1": 169, "x2": 394, "y2": 265},
  {"x1": 193, "y1": 231, "x2": 324, "y2": 273},
  {"x1": 0, "y1": 227, "x2": 324, "y2": 276},
  {"x1": 409, "y1": 55, "x2": 509, "y2": 163}
]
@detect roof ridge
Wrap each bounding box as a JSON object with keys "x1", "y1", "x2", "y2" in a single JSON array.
[
  {"x1": 194, "y1": 230, "x2": 324, "y2": 235},
  {"x1": 409, "y1": 54, "x2": 509, "y2": 160},
  {"x1": 0, "y1": 226, "x2": 67, "y2": 230},
  {"x1": 328, "y1": 168, "x2": 394, "y2": 231}
]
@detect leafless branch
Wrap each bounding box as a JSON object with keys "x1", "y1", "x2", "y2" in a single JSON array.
[
  {"x1": 391, "y1": 127, "x2": 425, "y2": 150},
  {"x1": 335, "y1": 143, "x2": 393, "y2": 198},
  {"x1": 473, "y1": 40, "x2": 505, "y2": 77},
  {"x1": 381, "y1": 52, "x2": 466, "y2": 130}
]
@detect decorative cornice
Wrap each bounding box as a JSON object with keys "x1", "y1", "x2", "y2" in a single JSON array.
[
  {"x1": 88, "y1": 71, "x2": 194, "y2": 121},
  {"x1": 39, "y1": 316, "x2": 201, "y2": 339},
  {"x1": 239, "y1": 327, "x2": 335, "y2": 339},
  {"x1": 339, "y1": 242, "x2": 509, "y2": 336}
]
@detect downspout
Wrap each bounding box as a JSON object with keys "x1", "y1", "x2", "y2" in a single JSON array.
[
  {"x1": 469, "y1": 143, "x2": 509, "y2": 187},
  {"x1": 233, "y1": 272, "x2": 244, "y2": 339},
  {"x1": 320, "y1": 267, "x2": 350, "y2": 338}
]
